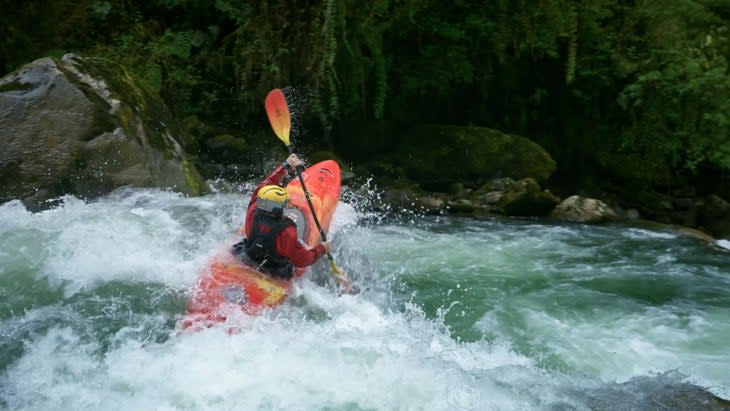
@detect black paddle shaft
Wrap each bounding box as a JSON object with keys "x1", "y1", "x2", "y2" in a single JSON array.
[{"x1": 287, "y1": 147, "x2": 333, "y2": 261}]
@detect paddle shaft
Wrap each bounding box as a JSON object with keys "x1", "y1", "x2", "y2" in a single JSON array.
[
  {"x1": 287, "y1": 146, "x2": 337, "y2": 266},
  {"x1": 265, "y1": 88, "x2": 349, "y2": 283}
]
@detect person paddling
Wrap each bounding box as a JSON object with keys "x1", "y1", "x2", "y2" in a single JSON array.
[{"x1": 232, "y1": 153, "x2": 331, "y2": 279}]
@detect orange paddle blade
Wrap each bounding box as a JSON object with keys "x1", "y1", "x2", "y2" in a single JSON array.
[{"x1": 265, "y1": 89, "x2": 291, "y2": 146}]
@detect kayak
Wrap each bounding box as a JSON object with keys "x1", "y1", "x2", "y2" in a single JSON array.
[{"x1": 180, "y1": 160, "x2": 341, "y2": 330}]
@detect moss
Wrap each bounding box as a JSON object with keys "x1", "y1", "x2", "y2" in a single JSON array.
[
  {"x1": 398, "y1": 124, "x2": 557, "y2": 188},
  {"x1": 0, "y1": 80, "x2": 34, "y2": 92},
  {"x1": 183, "y1": 160, "x2": 206, "y2": 196},
  {"x1": 62, "y1": 55, "x2": 182, "y2": 159}
]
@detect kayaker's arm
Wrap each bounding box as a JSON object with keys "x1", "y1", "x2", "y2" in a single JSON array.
[{"x1": 275, "y1": 225, "x2": 327, "y2": 272}]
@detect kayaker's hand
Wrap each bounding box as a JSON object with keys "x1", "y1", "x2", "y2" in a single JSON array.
[
  {"x1": 285, "y1": 154, "x2": 304, "y2": 172},
  {"x1": 320, "y1": 241, "x2": 332, "y2": 253}
]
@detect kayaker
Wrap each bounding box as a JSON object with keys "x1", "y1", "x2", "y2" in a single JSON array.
[{"x1": 232, "y1": 153, "x2": 331, "y2": 279}]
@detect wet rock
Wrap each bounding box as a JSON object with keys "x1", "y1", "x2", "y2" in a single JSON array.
[
  {"x1": 676, "y1": 226, "x2": 716, "y2": 243},
  {"x1": 579, "y1": 372, "x2": 730, "y2": 411},
  {"x1": 447, "y1": 198, "x2": 477, "y2": 214},
  {"x1": 474, "y1": 177, "x2": 559, "y2": 216},
  {"x1": 699, "y1": 194, "x2": 730, "y2": 237},
  {"x1": 498, "y1": 178, "x2": 560, "y2": 216},
  {"x1": 0, "y1": 54, "x2": 205, "y2": 209},
  {"x1": 416, "y1": 195, "x2": 445, "y2": 214},
  {"x1": 551, "y1": 195, "x2": 619, "y2": 223},
  {"x1": 479, "y1": 191, "x2": 504, "y2": 205}
]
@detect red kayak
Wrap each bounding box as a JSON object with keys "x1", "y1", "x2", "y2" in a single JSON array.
[{"x1": 180, "y1": 160, "x2": 341, "y2": 330}]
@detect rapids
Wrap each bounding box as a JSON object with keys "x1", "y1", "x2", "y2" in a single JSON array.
[{"x1": 1, "y1": 187, "x2": 728, "y2": 410}]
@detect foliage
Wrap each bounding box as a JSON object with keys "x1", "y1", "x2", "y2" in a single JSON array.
[
  {"x1": 1, "y1": 0, "x2": 729, "y2": 184},
  {"x1": 615, "y1": 0, "x2": 730, "y2": 172},
  {"x1": 0, "y1": 0, "x2": 95, "y2": 74},
  {"x1": 200, "y1": 0, "x2": 422, "y2": 128}
]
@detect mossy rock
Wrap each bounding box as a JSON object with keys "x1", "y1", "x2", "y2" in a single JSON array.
[
  {"x1": 497, "y1": 178, "x2": 561, "y2": 216},
  {"x1": 0, "y1": 54, "x2": 206, "y2": 208},
  {"x1": 397, "y1": 125, "x2": 556, "y2": 190}
]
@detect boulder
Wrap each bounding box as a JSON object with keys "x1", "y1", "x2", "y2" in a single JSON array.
[
  {"x1": 551, "y1": 195, "x2": 619, "y2": 223},
  {"x1": 699, "y1": 194, "x2": 730, "y2": 237},
  {"x1": 0, "y1": 54, "x2": 205, "y2": 209},
  {"x1": 396, "y1": 124, "x2": 556, "y2": 190},
  {"x1": 476, "y1": 177, "x2": 560, "y2": 216},
  {"x1": 416, "y1": 195, "x2": 445, "y2": 214}
]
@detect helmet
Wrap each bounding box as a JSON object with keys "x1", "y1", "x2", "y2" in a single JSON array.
[{"x1": 257, "y1": 185, "x2": 288, "y2": 213}]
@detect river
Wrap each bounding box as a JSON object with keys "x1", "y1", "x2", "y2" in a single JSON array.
[{"x1": 1, "y1": 187, "x2": 728, "y2": 410}]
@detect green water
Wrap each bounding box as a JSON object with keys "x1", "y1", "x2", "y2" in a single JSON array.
[
  {"x1": 1, "y1": 189, "x2": 729, "y2": 410},
  {"x1": 359, "y1": 219, "x2": 730, "y2": 382}
]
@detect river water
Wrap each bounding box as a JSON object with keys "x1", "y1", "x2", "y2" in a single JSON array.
[{"x1": 1, "y1": 187, "x2": 728, "y2": 410}]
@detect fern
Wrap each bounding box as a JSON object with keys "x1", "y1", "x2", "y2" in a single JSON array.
[
  {"x1": 142, "y1": 64, "x2": 163, "y2": 92},
  {"x1": 156, "y1": 29, "x2": 192, "y2": 60}
]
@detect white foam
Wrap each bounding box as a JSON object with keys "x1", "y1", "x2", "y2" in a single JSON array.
[
  {"x1": 716, "y1": 239, "x2": 730, "y2": 251},
  {"x1": 3, "y1": 294, "x2": 539, "y2": 411},
  {"x1": 329, "y1": 200, "x2": 359, "y2": 235},
  {"x1": 3, "y1": 189, "x2": 729, "y2": 409},
  {"x1": 623, "y1": 228, "x2": 677, "y2": 240}
]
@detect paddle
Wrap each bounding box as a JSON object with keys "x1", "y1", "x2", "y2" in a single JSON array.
[{"x1": 265, "y1": 88, "x2": 357, "y2": 294}]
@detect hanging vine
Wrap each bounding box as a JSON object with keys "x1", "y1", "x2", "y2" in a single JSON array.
[{"x1": 565, "y1": 0, "x2": 579, "y2": 84}]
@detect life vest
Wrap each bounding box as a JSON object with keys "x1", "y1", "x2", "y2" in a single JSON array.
[{"x1": 235, "y1": 210, "x2": 295, "y2": 279}]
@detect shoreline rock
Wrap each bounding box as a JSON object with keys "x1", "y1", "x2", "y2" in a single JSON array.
[{"x1": 0, "y1": 54, "x2": 206, "y2": 210}]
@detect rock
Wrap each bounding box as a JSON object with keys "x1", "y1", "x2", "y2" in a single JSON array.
[
  {"x1": 396, "y1": 124, "x2": 556, "y2": 190},
  {"x1": 614, "y1": 207, "x2": 641, "y2": 220},
  {"x1": 625, "y1": 209, "x2": 640, "y2": 220},
  {"x1": 416, "y1": 195, "x2": 445, "y2": 214},
  {"x1": 475, "y1": 177, "x2": 559, "y2": 216},
  {"x1": 699, "y1": 194, "x2": 730, "y2": 237},
  {"x1": 0, "y1": 54, "x2": 205, "y2": 209},
  {"x1": 703, "y1": 194, "x2": 729, "y2": 217},
  {"x1": 447, "y1": 198, "x2": 477, "y2": 214},
  {"x1": 479, "y1": 191, "x2": 503, "y2": 204},
  {"x1": 479, "y1": 177, "x2": 515, "y2": 192},
  {"x1": 676, "y1": 226, "x2": 716, "y2": 243},
  {"x1": 551, "y1": 195, "x2": 619, "y2": 223},
  {"x1": 498, "y1": 178, "x2": 560, "y2": 216},
  {"x1": 382, "y1": 188, "x2": 417, "y2": 209}
]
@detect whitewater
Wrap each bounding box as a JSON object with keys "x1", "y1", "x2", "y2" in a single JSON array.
[{"x1": 1, "y1": 187, "x2": 728, "y2": 410}]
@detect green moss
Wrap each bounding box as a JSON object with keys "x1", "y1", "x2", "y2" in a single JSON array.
[
  {"x1": 183, "y1": 160, "x2": 206, "y2": 196},
  {"x1": 398, "y1": 125, "x2": 556, "y2": 189},
  {"x1": 0, "y1": 80, "x2": 34, "y2": 93},
  {"x1": 62, "y1": 56, "x2": 181, "y2": 158}
]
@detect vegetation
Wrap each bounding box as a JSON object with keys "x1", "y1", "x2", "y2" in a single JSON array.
[{"x1": 1, "y1": 0, "x2": 728, "y2": 196}]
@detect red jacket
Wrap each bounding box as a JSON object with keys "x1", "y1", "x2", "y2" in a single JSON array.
[{"x1": 241, "y1": 164, "x2": 326, "y2": 275}]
